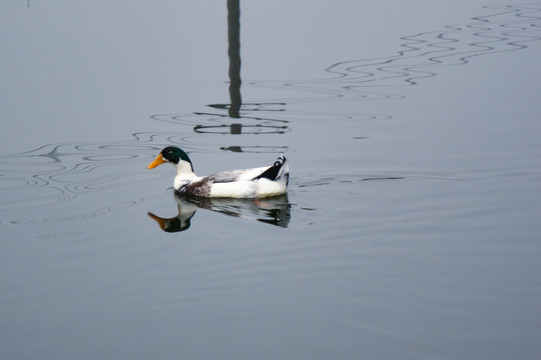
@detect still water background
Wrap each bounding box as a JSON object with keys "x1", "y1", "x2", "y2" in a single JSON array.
[{"x1": 2, "y1": 1, "x2": 541, "y2": 359}]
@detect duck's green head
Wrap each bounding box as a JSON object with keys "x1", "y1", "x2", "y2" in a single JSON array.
[{"x1": 148, "y1": 146, "x2": 193, "y2": 169}]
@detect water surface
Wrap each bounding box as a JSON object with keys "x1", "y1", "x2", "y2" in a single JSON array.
[{"x1": 1, "y1": 1, "x2": 541, "y2": 359}]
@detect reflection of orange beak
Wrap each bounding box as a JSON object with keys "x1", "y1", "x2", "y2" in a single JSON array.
[
  {"x1": 148, "y1": 155, "x2": 166, "y2": 169},
  {"x1": 148, "y1": 212, "x2": 167, "y2": 230}
]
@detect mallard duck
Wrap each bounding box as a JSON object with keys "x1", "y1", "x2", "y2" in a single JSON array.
[{"x1": 147, "y1": 146, "x2": 289, "y2": 198}]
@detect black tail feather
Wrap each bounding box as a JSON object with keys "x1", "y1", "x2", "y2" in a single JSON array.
[{"x1": 253, "y1": 155, "x2": 286, "y2": 181}]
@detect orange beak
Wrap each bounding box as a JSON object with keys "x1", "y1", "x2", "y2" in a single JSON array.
[{"x1": 148, "y1": 154, "x2": 166, "y2": 169}]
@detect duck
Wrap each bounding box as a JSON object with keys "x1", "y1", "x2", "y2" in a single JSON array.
[{"x1": 147, "y1": 146, "x2": 289, "y2": 198}]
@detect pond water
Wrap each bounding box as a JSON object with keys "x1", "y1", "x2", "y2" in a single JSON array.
[{"x1": 2, "y1": 1, "x2": 541, "y2": 359}]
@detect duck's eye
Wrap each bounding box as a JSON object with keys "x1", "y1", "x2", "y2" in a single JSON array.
[{"x1": 162, "y1": 150, "x2": 172, "y2": 158}]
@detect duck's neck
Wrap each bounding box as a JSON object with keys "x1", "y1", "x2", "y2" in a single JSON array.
[{"x1": 173, "y1": 160, "x2": 198, "y2": 189}]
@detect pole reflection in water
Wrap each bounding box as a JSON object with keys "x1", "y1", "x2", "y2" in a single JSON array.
[
  {"x1": 152, "y1": 0, "x2": 291, "y2": 143},
  {"x1": 195, "y1": 0, "x2": 291, "y2": 138},
  {"x1": 227, "y1": 0, "x2": 242, "y2": 119},
  {"x1": 148, "y1": 194, "x2": 291, "y2": 232}
]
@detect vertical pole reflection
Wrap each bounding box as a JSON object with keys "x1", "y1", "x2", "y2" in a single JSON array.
[{"x1": 227, "y1": 0, "x2": 242, "y2": 119}]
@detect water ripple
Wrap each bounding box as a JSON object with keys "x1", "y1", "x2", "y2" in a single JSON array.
[
  {"x1": 249, "y1": 4, "x2": 541, "y2": 99},
  {"x1": 11, "y1": 196, "x2": 154, "y2": 225},
  {"x1": 0, "y1": 134, "x2": 181, "y2": 223},
  {"x1": 3, "y1": 4, "x2": 539, "y2": 226},
  {"x1": 151, "y1": 4, "x2": 541, "y2": 142}
]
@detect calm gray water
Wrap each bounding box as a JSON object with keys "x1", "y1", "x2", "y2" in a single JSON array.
[{"x1": 2, "y1": 1, "x2": 541, "y2": 359}]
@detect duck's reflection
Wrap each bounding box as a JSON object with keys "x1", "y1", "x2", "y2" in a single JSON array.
[
  {"x1": 148, "y1": 194, "x2": 291, "y2": 232},
  {"x1": 148, "y1": 197, "x2": 197, "y2": 232}
]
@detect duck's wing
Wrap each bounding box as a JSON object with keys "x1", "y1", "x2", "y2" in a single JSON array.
[
  {"x1": 211, "y1": 167, "x2": 269, "y2": 183},
  {"x1": 211, "y1": 155, "x2": 288, "y2": 183}
]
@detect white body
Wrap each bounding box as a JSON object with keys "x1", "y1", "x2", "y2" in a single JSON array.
[{"x1": 173, "y1": 158, "x2": 289, "y2": 198}]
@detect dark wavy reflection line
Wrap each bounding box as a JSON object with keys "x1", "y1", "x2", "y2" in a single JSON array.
[
  {"x1": 0, "y1": 133, "x2": 203, "y2": 222},
  {"x1": 0, "y1": 129, "x2": 293, "y2": 223},
  {"x1": 330, "y1": 4, "x2": 541, "y2": 87},
  {"x1": 249, "y1": 4, "x2": 541, "y2": 99}
]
